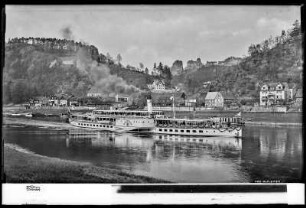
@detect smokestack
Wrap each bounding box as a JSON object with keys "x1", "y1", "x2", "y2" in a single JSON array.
[{"x1": 147, "y1": 94, "x2": 152, "y2": 113}]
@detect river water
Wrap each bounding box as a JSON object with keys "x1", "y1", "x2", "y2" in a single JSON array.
[{"x1": 3, "y1": 124, "x2": 303, "y2": 183}]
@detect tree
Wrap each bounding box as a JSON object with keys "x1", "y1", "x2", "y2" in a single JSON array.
[
  {"x1": 145, "y1": 67, "x2": 149, "y2": 74},
  {"x1": 139, "y1": 62, "x2": 144, "y2": 71},
  {"x1": 116, "y1": 54, "x2": 122, "y2": 65},
  {"x1": 181, "y1": 92, "x2": 186, "y2": 100},
  {"x1": 106, "y1": 53, "x2": 113, "y2": 62},
  {"x1": 153, "y1": 63, "x2": 157, "y2": 69},
  {"x1": 289, "y1": 20, "x2": 301, "y2": 38},
  {"x1": 158, "y1": 62, "x2": 163, "y2": 71},
  {"x1": 262, "y1": 39, "x2": 270, "y2": 52}
]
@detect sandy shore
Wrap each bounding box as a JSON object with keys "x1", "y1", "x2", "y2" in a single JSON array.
[{"x1": 3, "y1": 143, "x2": 171, "y2": 183}]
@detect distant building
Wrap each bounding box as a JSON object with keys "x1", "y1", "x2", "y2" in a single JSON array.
[
  {"x1": 205, "y1": 92, "x2": 224, "y2": 108},
  {"x1": 295, "y1": 89, "x2": 303, "y2": 106},
  {"x1": 221, "y1": 92, "x2": 236, "y2": 108},
  {"x1": 87, "y1": 87, "x2": 103, "y2": 97},
  {"x1": 206, "y1": 61, "x2": 217, "y2": 66},
  {"x1": 259, "y1": 82, "x2": 294, "y2": 106},
  {"x1": 115, "y1": 94, "x2": 129, "y2": 103},
  {"x1": 203, "y1": 81, "x2": 212, "y2": 88},
  {"x1": 147, "y1": 79, "x2": 166, "y2": 91},
  {"x1": 185, "y1": 99, "x2": 197, "y2": 107}
]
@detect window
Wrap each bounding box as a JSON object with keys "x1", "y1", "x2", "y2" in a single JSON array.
[
  {"x1": 169, "y1": 129, "x2": 173, "y2": 132},
  {"x1": 186, "y1": 130, "x2": 190, "y2": 133},
  {"x1": 193, "y1": 130, "x2": 197, "y2": 133},
  {"x1": 164, "y1": 129, "x2": 168, "y2": 132},
  {"x1": 159, "y1": 129, "x2": 162, "y2": 132},
  {"x1": 199, "y1": 139, "x2": 203, "y2": 142},
  {"x1": 199, "y1": 130, "x2": 203, "y2": 133},
  {"x1": 175, "y1": 130, "x2": 178, "y2": 132},
  {"x1": 180, "y1": 130, "x2": 184, "y2": 133}
]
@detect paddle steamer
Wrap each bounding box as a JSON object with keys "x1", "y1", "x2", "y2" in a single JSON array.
[
  {"x1": 69, "y1": 99, "x2": 164, "y2": 132},
  {"x1": 69, "y1": 98, "x2": 242, "y2": 137}
]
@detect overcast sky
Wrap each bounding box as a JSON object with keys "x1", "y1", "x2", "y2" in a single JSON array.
[{"x1": 6, "y1": 5, "x2": 300, "y2": 69}]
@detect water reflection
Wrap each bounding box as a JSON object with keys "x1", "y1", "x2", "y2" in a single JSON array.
[
  {"x1": 64, "y1": 129, "x2": 245, "y2": 182},
  {"x1": 3, "y1": 125, "x2": 303, "y2": 183},
  {"x1": 241, "y1": 126, "x2": 303, "y2": 182}
]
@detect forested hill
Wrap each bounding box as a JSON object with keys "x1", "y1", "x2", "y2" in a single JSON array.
[
  {"x1": 3, "y1": 38, "x2": 153, "y2": 104},
  {"x1": 171, "y1": 20, "x2": 303, "y2": 98},
  {"x1": 3, "y1": 20, "x2": 303, "y2": 104}
]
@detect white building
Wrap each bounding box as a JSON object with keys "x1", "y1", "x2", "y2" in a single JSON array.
[
  {"x1": 259, "y1": 83, "x2": 287, "y2": 106},
  {"x1": 87, "y1": 87, "x2": 102, "y2": 97},
  {"x1": 148, "y1": 80, "x2": 166, "y2": 91},
  {"x1": 205, "y1": 92, "x2": 224, "y2": 108}
]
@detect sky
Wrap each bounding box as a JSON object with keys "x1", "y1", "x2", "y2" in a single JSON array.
[{"x1": 5, "y1": 5, "x2": 301, "y2": 69}]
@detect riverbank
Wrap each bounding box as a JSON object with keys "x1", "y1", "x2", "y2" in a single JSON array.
[
  {"x1": 244, "y1": 121, "x2": 302, "y2": 127},
  {"x1": 3, "y1": 117, "x2": 75, "y2": 129},
  {"x1": 3, "y1": 116, "x2": 302, "y2": 131},
  {"x1": 3, "y1": 143, "x2": 170, "y2": 183}
]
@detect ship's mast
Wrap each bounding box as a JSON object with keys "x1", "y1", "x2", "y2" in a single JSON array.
[{"x1": 172, "y1": 94, "x2": 175, "y2": 119}]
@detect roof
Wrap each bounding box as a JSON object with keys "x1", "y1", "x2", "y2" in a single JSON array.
[
  {"x1": 88, "y1": 87, "x2": 101, "y2": 94},
  {"x1": 221, "y1": 92, "x2": 236, "y2": 100},
  {"x1": 205, "y1": 92, "x2": 220, "y2": 100},
  {"x1": 152, "y1": 79, "x2": 165, "y2": 85}
]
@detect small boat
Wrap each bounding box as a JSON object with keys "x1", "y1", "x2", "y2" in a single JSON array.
[
  {"x1": 25, "y1": 113, "x2": 33, "y2": 117},
  {"x1": 10, "y1": 113, "x2": 22, "y2": 116}
]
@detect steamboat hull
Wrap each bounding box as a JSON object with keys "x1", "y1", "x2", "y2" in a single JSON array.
[
  {"x1": 69, "y1": 119, "x2": 155, "y2": 132},
  {"x1": 153, "y1": 127, "x2": 242, "y2": 138}
]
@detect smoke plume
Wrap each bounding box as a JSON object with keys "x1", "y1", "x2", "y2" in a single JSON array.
[
  {"x1": 76, "y1": 48, "x2": 141, "y2": 97},
  {"x1": 60, "y1": 26, "x2": 74, "y2": 40}
]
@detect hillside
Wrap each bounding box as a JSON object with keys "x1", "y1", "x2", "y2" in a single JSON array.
[
  {"x1": 3, "y1": 40, "x2": 153, "y2": 104},
  {"x1": 171, "y1": 20, "x2": 303, "y2": 100},
  {"x1": 3, "y1": 20, "x2": 302, "y2": 105}
]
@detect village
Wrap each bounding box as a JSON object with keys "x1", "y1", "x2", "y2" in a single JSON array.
[{"x1": 21, "y1": 77, "x2": 303, "y2": 113}]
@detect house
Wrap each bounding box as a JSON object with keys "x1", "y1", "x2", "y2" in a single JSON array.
[
  {"x1": 295, "y1": 89, "x2": 303, "y2": 106},
  {"x1": 203, "y1": 81, "x2": 212, "y2": 88},
  {"x1": 147, "y1": 79, "x2": 166, "y2": 91},
  {"x1": 185, "y1": 99, "x2": 197, "y2": 107},
  {"x1": 259, "y1": 82, "x2": 291, "y2": 106},
  {"x1": 221, "y1": 92, "x2": 236, "y2": 108},
  {"x1": 287, "y1": 83, "x2": 297, "y2": 101},
  {"x1": 115, "y1": 94, "x2": 129, "y2": 103},
  {"x1": 87, "y1": 87, "x2": 103, "y2": 97},
  {"x1": 204, "y1": 92, "x2": 224, "y2": 108}
]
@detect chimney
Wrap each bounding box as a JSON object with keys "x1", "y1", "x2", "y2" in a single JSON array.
[{"x1": 147, "y1": 94, "x2": 152, "y2": 114}]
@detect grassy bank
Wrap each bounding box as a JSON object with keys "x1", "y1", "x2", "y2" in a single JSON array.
[
  {"x1": 3, "y1": 143, "x2": 171, "y2": 183},
  {"x1": 3, "y1": 117, "x2": 74, "y2": 129}
]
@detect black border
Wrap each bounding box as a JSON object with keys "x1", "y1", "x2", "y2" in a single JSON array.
[{"x1": 0, "y1": 0, "x2": 305, "y2": 205}]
